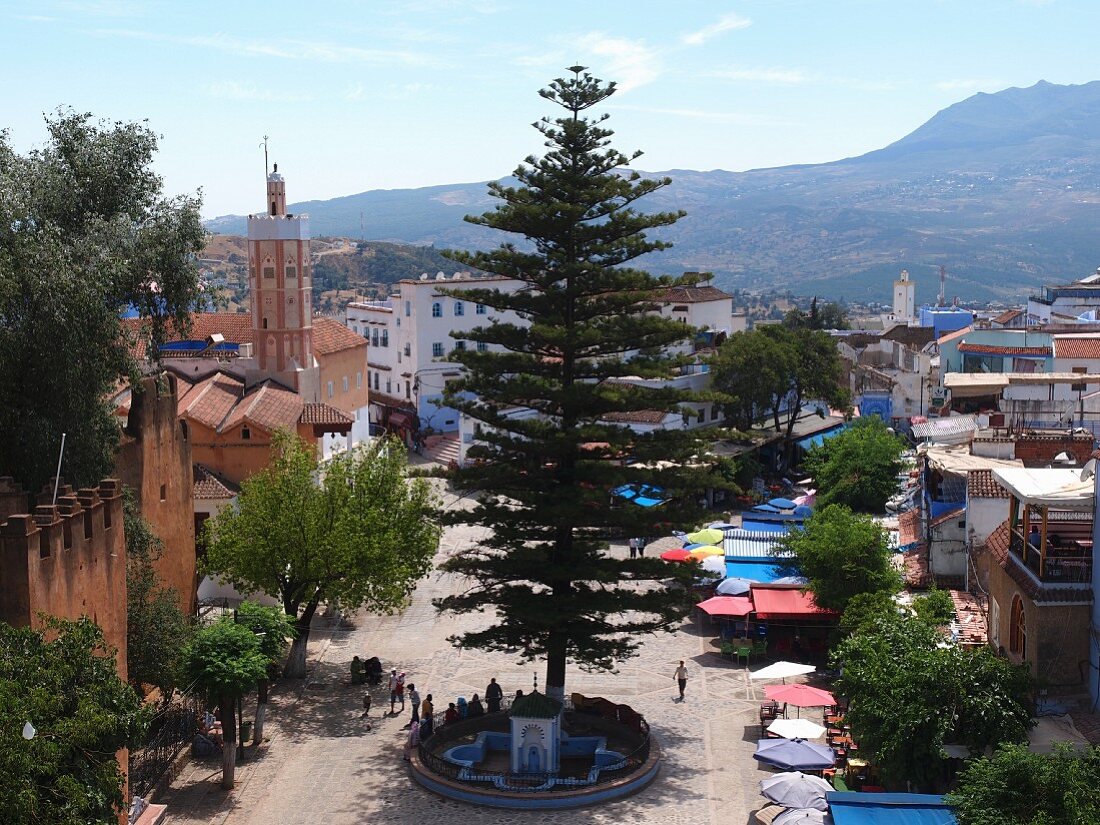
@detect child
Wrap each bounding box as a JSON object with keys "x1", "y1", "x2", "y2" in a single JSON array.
[{"x1": 362, "y1": 692, "x2": 373, "y2": 730}]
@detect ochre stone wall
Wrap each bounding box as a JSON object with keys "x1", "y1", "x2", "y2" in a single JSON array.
[{"x1": 115, "y1": 374, "x2": 197, "y2": 613}]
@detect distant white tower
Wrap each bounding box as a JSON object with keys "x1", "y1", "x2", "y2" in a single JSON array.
[{"x1": 893, "y1": 269, "x2": 916, "y2": 322}]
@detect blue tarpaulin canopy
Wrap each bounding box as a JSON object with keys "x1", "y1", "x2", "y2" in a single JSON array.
[
  {"x1": 796, "y1": 422, "x2": 853, "y2": 452},
  {"x1": 827, "y1": 792, "x2": 956, "y2": 825},
  {"x1": 612, "y1": 483, "x2": 666, "y2": 508},
  {"x1": 768, "y1": 497, "x2": 798, "y2": 510}
]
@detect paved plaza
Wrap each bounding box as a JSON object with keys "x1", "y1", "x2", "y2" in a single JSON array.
[{"x1": 160, "y1": 485, "x2": 790, "y2": 825}]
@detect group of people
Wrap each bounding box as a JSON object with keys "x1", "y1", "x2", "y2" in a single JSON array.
[
  {"x1": 628, "y1": 537, "x2": 649, "y2": 559},
  {"x1": 391, "y1": 676, "x2": 510, "y2": 760}
]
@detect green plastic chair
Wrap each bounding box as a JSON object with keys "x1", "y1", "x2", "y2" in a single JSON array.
[
  {"x1": 736, "y1": 644, "x2": 752, "y2": 667},
  {"x1": 719, "y1": 641, "x2": 734, "y2": 659},
  {"x1": 753, "y1": 639, "x2": 768, "y2": 657}
]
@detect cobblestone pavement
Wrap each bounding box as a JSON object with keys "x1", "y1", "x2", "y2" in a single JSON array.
[{"x1": 160, "y1": 487, "x2": 785, "y2": 825}]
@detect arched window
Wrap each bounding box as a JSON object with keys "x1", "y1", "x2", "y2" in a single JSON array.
[
  {"x1": 454, "y1": 301, "x2": 464, "y2": 316},
  {"x1": 432, "y1": 302, "x2": 442, "y2": 318},
  {"x1": 1009, "y1": 595, "x2": 1026, "y2": 657}
]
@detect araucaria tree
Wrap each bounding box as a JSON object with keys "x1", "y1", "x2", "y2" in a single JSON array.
[
  {"x1": 203, "y1": 432, "x2": 440, "y2": 677},
  {"x1": 435, "y1": 68, "x2": 719, "y2": 701}
]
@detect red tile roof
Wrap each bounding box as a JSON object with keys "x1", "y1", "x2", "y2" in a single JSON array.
[
  {"x1": 904, "y1": 544, "x2": 933, "y2": 588},
  {"x1": 1052, "y1": 337, "x2": 1100, "y2": 359},
  {"x1": 957, "y1": 342, "x2": 1049, "y2": 357},
  {"x1": 602, "y1": 410, "x2": 671, "y2": 425},
  {"x1": 993, "y1": 309, "x2": 1024, "y2": 325},
  {"x1": 222, "y1": 381, "x2": 303, "y2": 434},
  {"x1": 312, "y1": 318, "x2": 368, "y2": 356},
  {"x1": 931, "y1": 506, "x2": 965, "y2": 527},
  {"x1": 657, "y1": 285, "x2": 732, "y2": 304},
  {"x1": 950, "y1": 589, "x2": 988, "y2": 646},
  {"x1": 299, "y1": 403, "x2": 354, "y2": 426},
  {"x1": 968, "y1": 469, "x2": 1010, "y2": 499},
  {"x1": 193, "y1": 463, "x2": 239, "y2": 500}
]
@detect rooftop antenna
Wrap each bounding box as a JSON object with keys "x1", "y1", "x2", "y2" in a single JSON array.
[
  {"x1": 260, "y1": 135, "x2": 270, "y2": 183},
  {"x1": 938, "y1": 265, "x2": 947, "y2": 307},
  {"x1": 51, "y1": 432, "x2": 66, "y2": 506}
]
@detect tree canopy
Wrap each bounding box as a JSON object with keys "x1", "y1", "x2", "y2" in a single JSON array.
[
  {"x1": 833, "y1": 609, "x2": 1033, "y2": 788},
  {"x1": 202, "y1": 432, "x2": 439, "y2": 677},
  {"x1": 0, "y1": 111, "x2": 204, "y2": 492},
  {"x1": 777, "y1": 504, "x2": 901, "y2": 612},
  {"x1": 804, "y1": 417, "x2": 906, "y2": 512},
  {"x1": 784, "y1": 298, "x2": 850, "y2": 330},
  {"x1": 232, "y1": 600, "x2": 295, "y2": 745},
  {"x1": 947, "y1": 744, "x2": 1100, "y2": 825},
  {"x1": 434, "y1": 68, "x2": 718, "y2": 699},
  {"x1": 0, "y1": 617, "x2": 149, "y2": 825}
]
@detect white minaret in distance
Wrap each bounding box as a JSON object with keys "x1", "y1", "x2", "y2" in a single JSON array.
[
  {"x1": 246, "y1": 163, "x2": 319, "y2": 400},
  {"x1": 893, "y1": 269, "x2": 916, "y2": 323}
]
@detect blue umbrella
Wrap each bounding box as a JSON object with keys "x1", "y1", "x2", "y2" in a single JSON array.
[
  {"x1": 716, "y1": 577, "x2": 756, "y2": 596},
  {"x1": 754, "y1": 738, "x2": 835, "y2": 771},
  {"x1": 768, "y1": 497, "x2": 798, "y2": 510},
  {"x1": 792, "y1": 505, "x2": 814, "y2": 518},
  {"x1": 753, "y1": 504, "x2": 781, "y2": 513}
]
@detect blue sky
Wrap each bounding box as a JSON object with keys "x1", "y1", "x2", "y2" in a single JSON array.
[{"x1": 5, "y1": 0, "x2": 1098, "y2": 218}]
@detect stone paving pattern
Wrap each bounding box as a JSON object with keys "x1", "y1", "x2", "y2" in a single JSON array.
[{"x1": 159, "y1": 486, "x2": 809, "y2": 824}]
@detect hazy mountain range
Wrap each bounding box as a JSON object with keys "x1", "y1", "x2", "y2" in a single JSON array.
[{"x1": 204, "y1": 80, "x2": 1100, "y2": 304}]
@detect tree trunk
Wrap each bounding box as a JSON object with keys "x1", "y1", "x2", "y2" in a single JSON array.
[
  {"x1": 218, "y1": 696, "x2": 237, "y2": 789},
  {"x1": 544, "y1": 631, "x2": 567, "y2": 702},
  {"x1": 284, "y1": 601, "x2": 318, "y2": 679},
  {"x1": 253, "y1": 678, "x2": 268, "y2": 746}
]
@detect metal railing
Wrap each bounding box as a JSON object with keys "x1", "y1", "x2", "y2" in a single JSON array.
[
  {"x1": 129, "y1": 697, "x2": 201, "y2": 798},
  {"x1": 1008, "y1": 528, "x2": 1094, "y2": 584},
  {"x1": 416, "y1": 696, "x2": 652, "y2": 792}
]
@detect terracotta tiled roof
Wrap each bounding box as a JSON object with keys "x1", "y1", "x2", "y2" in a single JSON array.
[
  {"x1": 181, "y1": 312, "x2": 253, "y2": 344},
  {"x1": 657, "y1": 285, "x2": 732, "y2": 304},
  {"x1": 931, "y1": 506, "x2": 965, "y2": 527},
  {"x1": 950, "y1": 589, "x2": 988, "y2": 646},
  {"x1": 179, "y1": 372, "x2": 243, "y2": 430},
  {"x1": 899, "y1": 508, "x2": 923, "y2": 546},
  {"x1": 299, "y1": 403, "x2": 354, "y2": 426},
  {"x1": 369, "y1": 391, "x2": 413, "y2": 411},
  {"x1": 312, "y1": 318, "x2": 368, "y2": 355},
  {"x1": 993, "y1": 309, "x2": 1024, "y2": 325},
  {"x1": 904, "y1": 544, "x2": 933, "y2": 588},
  {"x1": 193, "y1": 463, "x2": 239, "y2": 500},
  {"x1": 937, "y1": 326, "x2": 973, "y2": 346},
  {"x1": 1052, "y1": 336, "x2": 1100, "y2": 359},
  {"x1": 957, "y1": 342, "x2": 1049, "y2": 357},
  {"x1": 968, "y1": 469, "x2": 1010, "y2": 499},
  {"x1": 602, "y1": 410, "x2": 671, "y2": 424},
  {"x1": 881, "y1": 325, "x2": 936, "y2": 348},
  {"x1": 222, "y1": 381, "x2": 303, "y2": 434}
]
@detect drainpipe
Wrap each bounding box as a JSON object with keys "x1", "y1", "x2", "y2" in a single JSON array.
[{"x1": 1091, "y1": 467, "x2": 1100, "y2": 711}]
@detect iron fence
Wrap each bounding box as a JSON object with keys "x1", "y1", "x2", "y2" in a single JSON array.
[{"x1": 129, "y1": 697, "x2": 201, "y2": 798}]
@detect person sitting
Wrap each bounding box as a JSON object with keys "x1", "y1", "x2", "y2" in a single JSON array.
[
  {"x1": 444, "y1": 702, "x2": 460, "y2": 725},
  {"x1": 1028, "y1": 525, "x2": 1042, "y2": 551},
  {"x1": 468, "y1": 694, "x2": 485, "y2": 717},
  {"x1": 364, "y1": 656, "x2": 383, "y2": 685},
  {"x1": 351, "y1": 656, "x2": 366, "y2": 685}
]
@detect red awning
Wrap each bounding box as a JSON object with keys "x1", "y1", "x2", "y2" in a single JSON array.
[
  {"x1": 697, "y1": 596, "x2": 754, "y2": 618},
  {"x1": 388, "y1": 411, "x2": 414, "y2": 429},
  {"x1": 750, "y1": 585, "x2": 839, "y2": 620}
]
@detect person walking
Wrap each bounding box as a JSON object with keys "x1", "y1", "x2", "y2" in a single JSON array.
[
  {"x1": 638, "y1": 536, "x2": 647, "y2": 557},
  {"x1": 388, "y1": 669, "x2": 400, "y2": 714},
  {"x1": 674, "y1": 660, "x2": 688, "y2": 701},
  {"x1": 628, "y1": 537, "x2": 638, "y2": 559},
  {"x1": 403, "y1": 720, "x2": 420, "y2": 761},
  {"x1": 396, "y1": 671, "x2": 407, "y2": 712},
  {"x1": 420, "y1": 694, "x2": 434, "y2": 738},
  {"x1": 406, "y1": 683, "x2": 420, "y2": 729},
  {"x1": 485, "y1": 677, "x2": 503, "y2": 713}
]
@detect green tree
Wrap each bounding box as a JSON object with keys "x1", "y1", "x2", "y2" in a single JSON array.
[
  {"x1": 203, "y1": 432, "x2": 439, "y2": 678},
  {"x1": 948, "y1": 744, "x2": 1100, "y2": 825},
  {"x1": 777, "y1": 504, "x2": 901, "y2": 611},
  {"x1": 804, "y1": 417, "x2": 906, "y2": 512},
  {"x1": 912, "y1": 587, "x2": 956, "y2": 627},
  {"x1": 181, "y1": 619, "x2": 268, "y2": 789},
  {"x1": 233, "y1": 601, "x2": 295, "y2": 746},
  {"x1": 709, "y1": 329, "x2": 792, "y2": 430},
  {"x1": 124, "y1": 492, "x2": 191, "y2": 700},
  {"x1": 0, "y1": 111, "x2": 204, "y2": 492},
  {"x1": 765, "y1": 325, "x2": 849, "y2": 444},
  {"x1": 434, "y1": 68, "x2": 717, "y2": 700},
  {"x1": 834, "y1": 610, "x2": 1033, "y2": 789},
  {"x1": 785, "y1": 298, "x2": 850, "y2": 330},
  {"x1": 0, "y1": 617, "x2": 148, "y2": 824}
]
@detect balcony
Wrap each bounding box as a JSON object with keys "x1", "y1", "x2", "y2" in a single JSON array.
[{"x1": 1008, "y1": 527, "x2": 1093, "y2": 584}]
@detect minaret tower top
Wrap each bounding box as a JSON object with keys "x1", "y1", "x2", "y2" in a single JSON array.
[{"x1": 267, "y1": 163, "x2": 287, "y2": 216}]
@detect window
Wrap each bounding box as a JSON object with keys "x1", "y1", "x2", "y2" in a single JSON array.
[
  {"x1": 342, "y1": 376, "x2": 349, "y2": 393},
  {"x1": 241, "y1": 426, "x2": 251, "y2": 441},
  {"x1": 404, "y1": 343, "x2": 411, "y2": 357},
  {"x1": 711, "y1": 405, "x2": 719, "y2": 421},
  {"x1": 372, "y1": 373, "x2": 378, "y2": 390},
  {"x1": 262, "y1": 317, "x2": 269, "y2": 330},
  {"x1": 405, "y1": 300, "x2": 411, "y2": 317},
  {"x1": 381, "y1": 330, "x2": 388, "y2": 347},
  {"x1": 696, "y1": 408, "x2": 705, "y2": 423},
  {"x1": 356, "y1": 372, "x2": 362, "y2": 389},
  {"x1": 477, "y1": 341, "x2": 488, "y2": 353},
  {"x1": 1072, "y1": 366, "x2": 1087, "y2": 392},
  {"x1": 386, "y1": 379, "x2": 391, "y2": 393},
  {"x1": 476, "y1": 303, "x2": 487, "y2": 315},
  {"x1": 159, "y1": 484, "x2": 167, "y2": 501},
  {"x1": 432, "y1": 302, "x2": 442, "y2": 318},
  {"x1": 263, "y1": 266, "x2": 275, "y2": 279},
  {"x1": 397, "y1": 351, "x2": 402, "y2": 364},
  {"x1": 405, "y1": 381, "x2": 411, "y2": 399},
  {"x1": 1009, "y1": 595, "x2": 1026, "y2": 657},
  {"x1": 372, "y1": 329, "x2": 379, "y2": 347},
  {"x1": 432, "y1": 342, "x2": 444, "y2": 357},
  {"x1": 327, "y1": 381, "x2": 334, "y2": 399},
  {"x1": 454, "y1": 301, "x2": 464, "y2": 316},
  {"x1": 285, "y1": 265, "x2": 297, "y2": 280}
]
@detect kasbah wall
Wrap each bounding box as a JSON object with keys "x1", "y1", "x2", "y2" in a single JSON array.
[{"x1": 115, "y1": 373, "x2": 197, "y2": 613}]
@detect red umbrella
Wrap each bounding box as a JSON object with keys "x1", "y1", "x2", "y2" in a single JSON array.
[
  {"x1": 660, "y1": 548, "x2": 694, "y2": 562},
  {"x1": 696, "y1": 596, "x2": 754, "y2": 618},
  {"x1": 765, "y1": 683, "x2": 836, "y2": 708}
]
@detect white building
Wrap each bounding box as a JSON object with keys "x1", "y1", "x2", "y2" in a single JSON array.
[{"x1": 1027, "y1": 268, "x2": 1100, "y2": 325}]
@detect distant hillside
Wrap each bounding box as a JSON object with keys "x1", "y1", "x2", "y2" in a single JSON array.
[{"x1": 205, "y1": 80, "x2": 1100, "y2": 304}]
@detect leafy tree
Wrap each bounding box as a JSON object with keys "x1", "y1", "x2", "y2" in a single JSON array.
[
  {"x1": 948, "y1": 743, "x2": 1100, "y2": 825},
  {"x1": 0, "y1": 617, "x2": 149, "y2": 824},
  {"x1": 804, "y1": 417, "x2": 906, "y2": 512},
  {"x1": 203, "y1": 432, "x2": 439, "y2": 677},
  {"x1": 785, "y1": 298, "x2": 850, "y2": 330},
  {"x1": 710, "y1": 329, "x2": 793, "y2": 430},
  {"x1": 834, "y1": 610, "x2": 1033, "y2": 789},
  {"x1": 777, "y1": 504, "x2": 901, "y2": 611},
  {"x1": 124, "y1": 492, "x2": 191, "y2": 700},
  {"x1": 0, "y1": 111, "x2": 204, "y2": 492},
  {"x1": 837, "y1": 590, "x2": 899, "y2": 638},
  {"x1": 181, "y1": 619, "x2": 268, "y2": 789},
  {"x1": 434, "y1": 68, "x2": 718, "y2": 700},
  {"x1": 233, "y1": 601, "x2": 295, "y2": 746},
  {"x1": 764, "y1": 325, "x2": 849, "y2": 444},
  {"x1": 912, "y1": 587, "x2": 956, "y2": 627}
]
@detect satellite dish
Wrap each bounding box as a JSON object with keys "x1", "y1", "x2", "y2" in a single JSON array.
[{"x1": 1080, "y1": 458, "x2": 1097, "y2": 482}]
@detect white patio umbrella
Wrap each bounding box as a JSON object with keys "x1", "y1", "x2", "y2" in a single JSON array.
[
  {"x1": 750, "y1": 661, "x2": 816, "y2": 682},
  {"x1": 716, "y1": 576, "x2": 756, "y2": 596},
  {"x1": 773, "y1": 809, "x2": 830, "y2": 825},
  {"x1": 760, "y1": 771, "x2": 832, "y2": 811},
  {"x1": 767, "y1": 718, "x2": 827, "y2": 740},
  {"x1": 699, "y1": 555, "x2": 727, "y2": 577}
]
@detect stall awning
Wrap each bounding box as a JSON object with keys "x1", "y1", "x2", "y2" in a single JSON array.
[
  {"x1": 828, "y1": 792, "x2": 957, "y2": 825},
  {"x1": 910, "y1": 415, "x2": 980, "y2": 441},
  {"x1": 796, "y1": 422, "x2": 852, "y2": 452},
  {"x1": 943, "y1": 373, "x2": 1009, "y2": 397},
  {"x1": 388, "y1": 411, "x2": 414, "y2": 429},
  {"x1": 991, "y1": 467, "x2": 1095, "y2": 512},
  {"x1": 750, "y1": 585, "x2": 839, "y2": 620},
  {"x1": 696, "y1": 596, "x2": 754, "y2": 618}
]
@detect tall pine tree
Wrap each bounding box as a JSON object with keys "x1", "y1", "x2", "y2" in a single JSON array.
[{"x1": 436, "y1": 68, "x2": 720, "y2": 700}]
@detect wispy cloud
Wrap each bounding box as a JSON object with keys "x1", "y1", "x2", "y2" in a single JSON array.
[
  {"x1": 206, "y1": 81, "x2": 310, "y2": 103},
  {"x1": 935, "y1": 78, "x2": 1003, "y2": 92},
  {"x1": 682, "y1": 12, "x2": 752, "y2": 46},
  {"x1": 574, "y1": 33, "x2": 661, "y2": 92},
  {"x1": 608, "y1": 103, "x2": 791, "y2": 126},
  {"x1": 379, "y1": 0, "x2": 505, "y2": 14},
  {"x1": 13, "y1": 13, "x2": 56, "y2": 22},
  {"x1": 93, "y1": 28, "x2": 448, "y2": 67},
  {"x1": 58, "y1": 0, "x2": 146, "y2": 16},
  {"x1": 710, "y1": 67, "x2": 809, "y2": 84}
]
